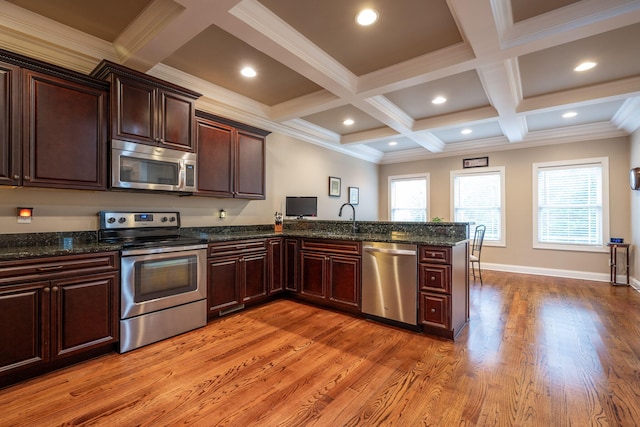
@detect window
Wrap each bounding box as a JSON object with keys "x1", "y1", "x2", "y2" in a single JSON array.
[
  {"x1": 389, "y1": 174, "x2": 429, "y2": 221},
  {"x1": 451, "y1": 167, "x2": 505, "y2": 246},
  {"x1": 533, "y1": 157, "x2": 609, "y2": 252}
]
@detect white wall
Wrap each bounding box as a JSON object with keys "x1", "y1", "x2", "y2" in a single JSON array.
[
  {"x1": 631, "y1": 129, "x2": 640, "y2": 287},
  {"x1": 379, "y1": 137, "x2": 632, "y2": 280},
  {"x1": 0, "y1": 133, "x2": 378, "y2": 233}
]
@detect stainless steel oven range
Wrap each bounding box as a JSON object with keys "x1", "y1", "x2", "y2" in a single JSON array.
[{"x1": 99, "y1": 211, "x2": 207, "y2": 353}]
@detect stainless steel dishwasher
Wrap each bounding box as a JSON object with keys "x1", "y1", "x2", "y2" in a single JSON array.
[{"x1": 362, "y1": 241, "x2": 418, "y2": 326}]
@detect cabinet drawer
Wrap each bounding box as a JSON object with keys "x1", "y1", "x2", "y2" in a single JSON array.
[
  {"x1": 419, "y1": 264, "x2": 451, "y2": 293},
  {"x1": 419, "y1": 292, "x2": 451, "y2": 330},
  {"x1": 208, "y1": 239, "x2": 266, "y2": 257},
  {"x1": 418, "y1": 246, "x2": 451, "y2": 264},
  {"x1": 0, "y1": 252, "x2": 119, "y2": 285},
  {"x1": 300, "y1": 239, "x2": 361, "y2": 255}
]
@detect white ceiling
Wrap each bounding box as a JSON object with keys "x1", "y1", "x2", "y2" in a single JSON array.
[{"x1": 1, "y1": 0, "x2": 639, "y2": 164}]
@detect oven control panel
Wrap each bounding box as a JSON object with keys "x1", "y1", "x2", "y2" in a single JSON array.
[{"x1": 99, "y1": 211, "x2": 180, "y2": 229}]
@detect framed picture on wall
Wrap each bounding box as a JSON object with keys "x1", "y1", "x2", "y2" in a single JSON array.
[
  {"x1": 329, "y1": 176, "x2": 341, "y2": 197},
  {"x1": 348, "y1": 187, "x2": 359, "y2": 205}
]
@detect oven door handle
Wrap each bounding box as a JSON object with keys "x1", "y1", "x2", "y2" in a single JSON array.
[{"x1": 121, "y1": 243, "x2": 208, "y2": 256}]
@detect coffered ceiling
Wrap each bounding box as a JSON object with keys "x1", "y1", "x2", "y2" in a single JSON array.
[{"x1": 1, "y1": 0, "x2": 640, "y2": 164}]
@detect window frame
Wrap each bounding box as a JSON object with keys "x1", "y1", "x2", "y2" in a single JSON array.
[
  {"x1": 532, "y1": 157, "x2": 609, "y2": 253},
  {"x1": 450, "y1": 166, "x2": 506, "y2": 247},
  {"x1": 388, "y1": 173, "x2": 430, "y2": 222}
]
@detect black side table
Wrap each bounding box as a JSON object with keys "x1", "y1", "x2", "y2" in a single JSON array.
[{"x1": 608, "y1": 243, "x2": 630, "y2": 286}]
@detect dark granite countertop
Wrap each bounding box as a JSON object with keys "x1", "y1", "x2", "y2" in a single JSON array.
[
  {"x1": 0, "y1": 242, "x2": 122, "y2": 261},
  {"x1": 0, "y1": 221, "x2": 470, "y2": 261},
  {"x1": 195, "y1": 230, "x2": 467, "y2": 246}
]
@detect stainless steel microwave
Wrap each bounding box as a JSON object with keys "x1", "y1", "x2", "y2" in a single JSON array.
[{"x1": 111, "y1": 139, "x2": 197, "y2": 193}]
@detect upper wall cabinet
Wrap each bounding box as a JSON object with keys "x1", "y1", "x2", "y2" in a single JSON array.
[
  {"x1": 0, "y1": 60, "x2": 20, "y2": 186},
  {"x1": 91, "y1": 60, "x2": 201, "y2": 152},
  {"x1": 0, "y1": 49, "x2": 109, "y2": 190},
  {"x1": 195, "y1": 112, "x2": 270, "y2": 200}
]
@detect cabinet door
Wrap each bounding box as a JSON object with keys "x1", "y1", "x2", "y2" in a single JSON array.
[
  {"x1": 328, "y1": 255, "x2": 360, "y2": 309},
  {"x1": 195, "y1": 118, "x2": 234, "y2": 197},
  {"x1": 23, "y1": 70, "x2": 107, "y2": 190},
  {"x1": 49, "y1": 272, "x2": 119, "y2": 360},
  {"x1": 285, "y1": 239, "x2": 299, "y2": 292},
  {"x1": 241, "y1": 252, "x2": 267, "y2": 302},
  {"x1": 0, "y1": 281, "x2": 49, "y2": 375},
  {"x1": 207, "y1": 256, "x2": 241, "y2": 314},
  {"x1": 299, "y1": 252, "x2": 327, "y2": 300},
  {"x1": 0, "y1": 61, "x2": 20, "y2": 186},
  {"x1": 419, "y1": 292, "x2": 451, "y2": 330},
  {"x1": 268, "y1": 238, "x2": 283, "y2": 294},
  {"x1": 159, "y1": 90, "x2": 194, "y2": 151},
  {"x1": 235, "y1": 129, "x2": 265, "y2": 199},
  {"x1": 419, "y1": 264, "x2": 451, "y2": 293},
  {"x1": 112, "y1": 75, "x2": 156, "y2": 145}
]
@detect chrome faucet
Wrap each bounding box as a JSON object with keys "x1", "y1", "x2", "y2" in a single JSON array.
[{"x1": 338, "y1": 203, "x2": 358, "y2": 233}]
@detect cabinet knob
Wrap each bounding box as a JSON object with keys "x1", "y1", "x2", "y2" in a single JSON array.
[
  {"x1": 52, "y1": 286, "x2": 59, "y2": 292},
  {"x1": 430, "y1": 308, "x2": 436, "y2": 313},
  {"x1": 24, "y1": 175, "x2": 30, "y2": 180},
  {"x1": 430, "y1": 276, "x2": 436, "y2": 281},
  {"x1": 159, "y1": 139, "x2": 164, "y2": 143},
  {"x1": 44, "y1": 287, "x2": 50, "y2": 293},
  {"x1": 431, "y1": 253, "x2": 436, "y2": 257},
  {"x1": 13, "y1": 174, "x2": 19, "y2": 180}
]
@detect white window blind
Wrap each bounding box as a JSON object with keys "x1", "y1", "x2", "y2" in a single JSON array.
[
  {"x1": 452, "y1": 168, "x2": 504, "y2": 244},
  {"x1": 536, "y1": 162, "x2": 604, "y2": 246},
  {"x1": 389, "y1": 175, "x2": 428, "y2": 221}
]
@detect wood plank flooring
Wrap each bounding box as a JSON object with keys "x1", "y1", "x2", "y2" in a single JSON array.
[{"x1": 1, "y1": 271, "x2": 640, "y2": 426}]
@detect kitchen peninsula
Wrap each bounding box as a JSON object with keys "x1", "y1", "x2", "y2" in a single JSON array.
[{"x1": 0, "y1": 220, "x2": 468, "y2": 388}]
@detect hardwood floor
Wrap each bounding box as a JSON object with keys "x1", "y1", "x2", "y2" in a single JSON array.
[{"x1": 1, "y1": 271, "x2": 640, "y2": 426}]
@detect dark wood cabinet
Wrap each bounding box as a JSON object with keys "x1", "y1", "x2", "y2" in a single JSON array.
[
  {"x1": 0, "y1": 281, "x2": 48, "y2": 375},
  {"x1": 0, "y1": 60, "x2": 20, "y2": 186},
  {"x1": 22, "y1": 70, "x2": 108, "y2": 190},
  {"x1": 195, "y1": 112, "x2": 269, "y2": 199},
  {"x1": 284, "y1": 238, "x2": 299, "y2": 292},
  {"x1": 0, "y1": 49, "x2": 108, "y2": 190},
  {"x1": 91, "y1": 60, "x2": 200, "y2": 152},
  {"x1": 207, "y1": 239, "x2": 268, "y2": 318},
  {"x1": 267, "y1": 238, "x2": 283, "y2": 294},
  {"x1": 0, "y1": 252, "x2": 119, "y2": 386},
  {"x1": 418, "y1": 243, "x2": 468, "y2": 339},
  {"x1": 298, "y1": 239, "x2": 361, "y2": 313}
]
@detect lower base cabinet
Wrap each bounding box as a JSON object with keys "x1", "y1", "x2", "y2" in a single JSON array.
[
  {"x1": 207, "y1": 239, "x2": 268, "y2": 318},
  {"x1": 418, "y1": 242, "x2": 468, "y2": 339},
  {"x1": 0, "y1": 252, "x2": 119, "y2": 388},
  {"x1": 267, "y1": 238, "x2": 283, "y2": 294},
  {"x1": 298, "y1": 239, "x2": 361, "y2": 314}
]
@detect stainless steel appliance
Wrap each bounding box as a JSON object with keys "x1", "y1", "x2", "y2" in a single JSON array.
[
  {"x1": 362, "y1": 241, "x2": 418, "y2": 326},
  {"x1": 99, "y1": 211, "x2": 207, "y2": 353},
  {"x1": 111, "y1": 139, "x2": 197, "y2": 193}
]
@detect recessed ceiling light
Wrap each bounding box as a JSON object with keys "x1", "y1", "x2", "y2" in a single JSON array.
[
  {"x1": 343, "y1": 118, "x2": 354, "y2": 126},
  {"x1": 356, "y1": 9, "x2": 378, "y2": 26},
  {"x1": 240, "y1": 66, "x2": 257, "y2": 78},
  {"x1": 574, "y1": 62, "x2": 597, "y2": 72},
  {"x1": 432, "y1": 96, "x2": 447, "y2": 105},
  {"x1": 388, "y1": 141, "x2": 398, "y2": 146},
  {"x1": 562, "y1": 111, "x2": 578, "y2": 118},
  {"x1": 461, "y1": 129, "x2": 472, "y2": 135}
]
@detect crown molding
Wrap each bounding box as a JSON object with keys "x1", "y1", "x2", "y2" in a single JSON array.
[
  {"x1": 519, "y1": 76, "x2": 640, "y2": 114},
  {"x1": 0, "y1": 0, "x2": 116, "y2": 72},
  {"x1": 379, "y1": 121, "x2": 628, "y2": 164},
  {"x1": 113, "y1": 0, "x2": 184, "y2": 66},
  {"x1": 229, "y1": 0, "x2": 357, "y2": 96},
  {"x1": 612, "y1": 97, "x2": 640, "y2": 133}
]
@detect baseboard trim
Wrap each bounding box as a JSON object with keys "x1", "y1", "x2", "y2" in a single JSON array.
[{"x1": 481, "y1": 262, "x2": 637, "y2": 287}]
